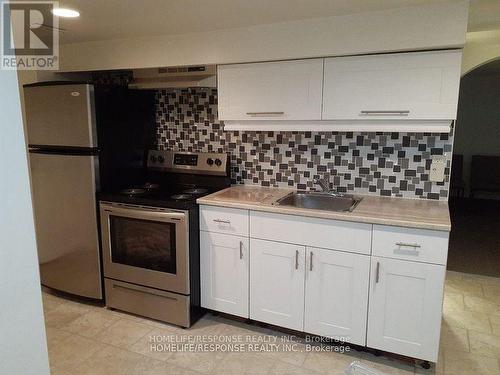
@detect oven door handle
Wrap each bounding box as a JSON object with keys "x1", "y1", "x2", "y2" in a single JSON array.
[{"x1": 101, "y1": 204, "x2": 186, "y2": 222}]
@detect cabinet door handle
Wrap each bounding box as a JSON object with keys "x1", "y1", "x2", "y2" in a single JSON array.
[
  {"x1": 375, "y1": 262, "x2": 380, "y2": 284},
  {"x1": 213, "y1": 219, "x2": 230, "y2": 224},
  {"x1": 360, "y1": 110, "x2": 410, "y2": 115},
  {"x1": 309, "y1": 251, "x2": 313, "y2": 271},
  {"x1": 295, "y1": 250, "x2": 299, "y2": 270},
  {"x1": 395, "y1": 242, "x2": 421, "y2": 248},
  {"x1": 239, "y1": 241, "x2": 243, "y2": 260},
  {"x1": 246, "y1": 111, "x2": 285, "y2": 116}
]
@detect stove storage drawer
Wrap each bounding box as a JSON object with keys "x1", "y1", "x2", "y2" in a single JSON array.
[
  {"x1": 200, "y1": 205, "x2": 249, "y2": 237},
  {"x1": 104, "y1": 278, "x2": 191, "y2": 327}
]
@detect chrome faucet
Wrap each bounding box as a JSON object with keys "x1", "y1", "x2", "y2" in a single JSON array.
[
  {"x1": 313, "y1": 177, "x2": 330, "y2": 192},
  {"x1": 313, "y1": 177, "x2": 343, "y2": 197}
]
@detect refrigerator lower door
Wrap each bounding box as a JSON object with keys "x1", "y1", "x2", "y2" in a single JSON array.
[{"x1": 29, "y1": 151, "x2": 102, "y2": 299}]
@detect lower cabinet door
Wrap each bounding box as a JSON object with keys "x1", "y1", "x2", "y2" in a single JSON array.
[
  {"x1": 367, "y1": 257, "x2": 445, "y2": 362},
  {"x1": 200, "y1": 231, "x2": 249, "y2": 317},
  {"x1": 304, "y1": 247, "x2": 370, "y2": 346},
  {"x1": 250, "y1": 239, "x2": 305, "y2": 331}
]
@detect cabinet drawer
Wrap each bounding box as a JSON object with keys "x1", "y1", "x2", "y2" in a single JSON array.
[
  {"x1": 200, "y1": 205, "x2": 248, "y2": 236},
  {"x1": 372, "y1": 225, "x2": 449, "y2": 265},
  {"x1": 250, "y1": 211, "x2": 372, "y2": 255}
]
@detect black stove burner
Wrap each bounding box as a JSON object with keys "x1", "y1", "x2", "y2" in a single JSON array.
[
  {"x1": 170, "y1": 194, "x2": 193, "y2": 200},
  {"x1": 143, "y1": 182, "x2": 160, "y2": 190},
  {"x1": 183, "y1": 188, "x2": 209, "y2": 195},
  {"x1": 120, "y1": 188, "x2": 148, "y2": 196}
]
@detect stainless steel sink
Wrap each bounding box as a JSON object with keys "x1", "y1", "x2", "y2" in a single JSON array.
[{"x1": 273, "y1": 191, "x2": 362, "y2": 212}]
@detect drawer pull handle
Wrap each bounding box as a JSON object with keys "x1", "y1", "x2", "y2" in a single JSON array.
[
  {"x1": 213, "y1": 219, "x2": 231, "y2": 224},
  {"x1": 295, "y1": 250, "x2": 299, "y2": 270},
  {"x1": 396, "y1": 242, "x2": 421, "y2": 248},
  {"x1": 239, "y1": 241, "x2": 243, "y2": 260},
  {"x1": 395, "y1": 242, "x2": 420, "y2": 256},
  {"x1": 309, "y1": 251, "x2": 313, "y2": 272},
  {"x1": 375, "y1": 262, "x2": 380, "y2": 284},
  {"x1": 246, "y1": 111, "x2": 285, "y2": 116},
  {"x1": 360, "y1": 110, "x2": 410, "y2": 116}
]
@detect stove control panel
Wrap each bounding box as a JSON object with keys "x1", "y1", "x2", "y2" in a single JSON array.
[{"x1": 147, "y1": 150, "x2": 228, "y2": 176}]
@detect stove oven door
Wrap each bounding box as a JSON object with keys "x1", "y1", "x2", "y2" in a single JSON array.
[{"x1": 100, "y1": 202, "x2": 189, "y2": 295}]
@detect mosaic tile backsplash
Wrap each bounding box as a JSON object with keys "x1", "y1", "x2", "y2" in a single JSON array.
[{"x1": 156, "y1": 88, "x2": 452, "y2": 200}]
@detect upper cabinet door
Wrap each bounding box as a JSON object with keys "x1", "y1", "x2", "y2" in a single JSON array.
[
  {"x1": 322, "y1": 50, "x2": 462, "y2": 121},
  {"x1": 218, "y1": 59, "x2": 323, "y2": 121}
]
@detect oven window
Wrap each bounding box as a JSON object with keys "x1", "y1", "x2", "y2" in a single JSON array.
[{"x1": 109, "y1": 216, "x2": 177, "y2": 274}]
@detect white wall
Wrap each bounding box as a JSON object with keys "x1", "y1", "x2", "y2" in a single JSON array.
[
  {"x1": 0, "y1": 69, "x2": 50, "y2": 375},
  {"x1": 462, "y1": 29, "x2": 500, "y2": 75},
  {"x1": 454, "y1": 73, "x2": 500, "y2": 197},
  {"x1": 58, "y1": 1, "x2": 468, "y2": 72}
]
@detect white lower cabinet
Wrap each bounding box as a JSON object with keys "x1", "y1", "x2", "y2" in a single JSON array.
[
  {"x1": 367, "y1": 257, "x2": 446, "y2": 362},
  {"x1": 200, "y1": 205, "x2": 449, "y2": 363},
  {"x1": 250, "y1": 239, "x2": 305, "y2": 331},
  {"x1": 304, "y1": 247, "x2": 370, "y2": 346},
  {"x1": 200, "y1": 231, "x2": 249, "y2": 318}
]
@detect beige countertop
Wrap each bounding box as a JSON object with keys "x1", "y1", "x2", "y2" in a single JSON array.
[{"x1": 197, "y1": 186, "x2": 451, "y2": 231}]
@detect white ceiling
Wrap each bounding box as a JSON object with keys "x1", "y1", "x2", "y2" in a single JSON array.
[
  {"x1": 45, "y1": 0, "x2": 457, "y2": 44},
  {"x1": 35, "y1": 0, "x2": 500, "y2": 44},
  {"x1": 468, "y1": 0, "x2": 500, "y2": 32}
]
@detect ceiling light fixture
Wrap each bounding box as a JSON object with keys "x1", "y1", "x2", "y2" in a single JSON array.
[{"x1": 52, "y1": 8, "x2": 80, "y2": 18}]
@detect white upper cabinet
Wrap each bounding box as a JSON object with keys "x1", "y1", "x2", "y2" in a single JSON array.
[
  {"x1": 218, "y1": 50, "x2": 462, "y2": 132},
  {"x1": 217, "y1": 59, "x2": 323, "y2": 121},
  {"x1": 322, "y1": 50, "x2": 462, "y2": 122}
]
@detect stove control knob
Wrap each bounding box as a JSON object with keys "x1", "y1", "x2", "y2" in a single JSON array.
[
  {"x1": 207, "y1": 158, "x2": 214, "y2": 166},
  {"x1": 157, "y1": 155, "x2": 165, "y2": 163},
  {"x1": 150, "y1": 155, "x2": 157, "y2": 163},
  {"x1": 215, "y1": 158, "x2": 222, "y2": 167}
]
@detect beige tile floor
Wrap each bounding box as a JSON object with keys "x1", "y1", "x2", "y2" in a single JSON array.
[{"x1": 43, "y1": 271, "x2": 500, "y2": 375}]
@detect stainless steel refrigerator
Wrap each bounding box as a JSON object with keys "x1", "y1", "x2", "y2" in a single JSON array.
[{"x1": 24, "y1": 82, "x2": 102, "y2": 299}]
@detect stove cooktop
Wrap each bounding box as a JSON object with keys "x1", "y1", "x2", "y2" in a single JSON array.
[
  {"x1": 98, "y1": 150, "x2": 231, "y2": 209},
  {"x1": 98, "y1": 183, "x2": 219, "y2": 210}
]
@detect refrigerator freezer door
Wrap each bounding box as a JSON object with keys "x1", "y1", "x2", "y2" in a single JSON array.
[
  {"x1": 29, "y1": 151, "x2": 102, "y2": 299},
  {"x1": 24, "y1": 84, "x2": 97, "y2": 148}
]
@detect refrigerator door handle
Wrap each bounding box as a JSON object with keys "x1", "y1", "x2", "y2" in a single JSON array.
[{"x1": 28, "y1": 146, "x2": 99, "y2": 156}]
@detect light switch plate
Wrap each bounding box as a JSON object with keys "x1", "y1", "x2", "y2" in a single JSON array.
[{"x1": 430, "y1": 155, "x2": 446, "y2": 182}]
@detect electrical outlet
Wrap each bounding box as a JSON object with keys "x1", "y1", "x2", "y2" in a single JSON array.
[{"x1": 430, "y1": 155, "x2": 446, "y2": 182}]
